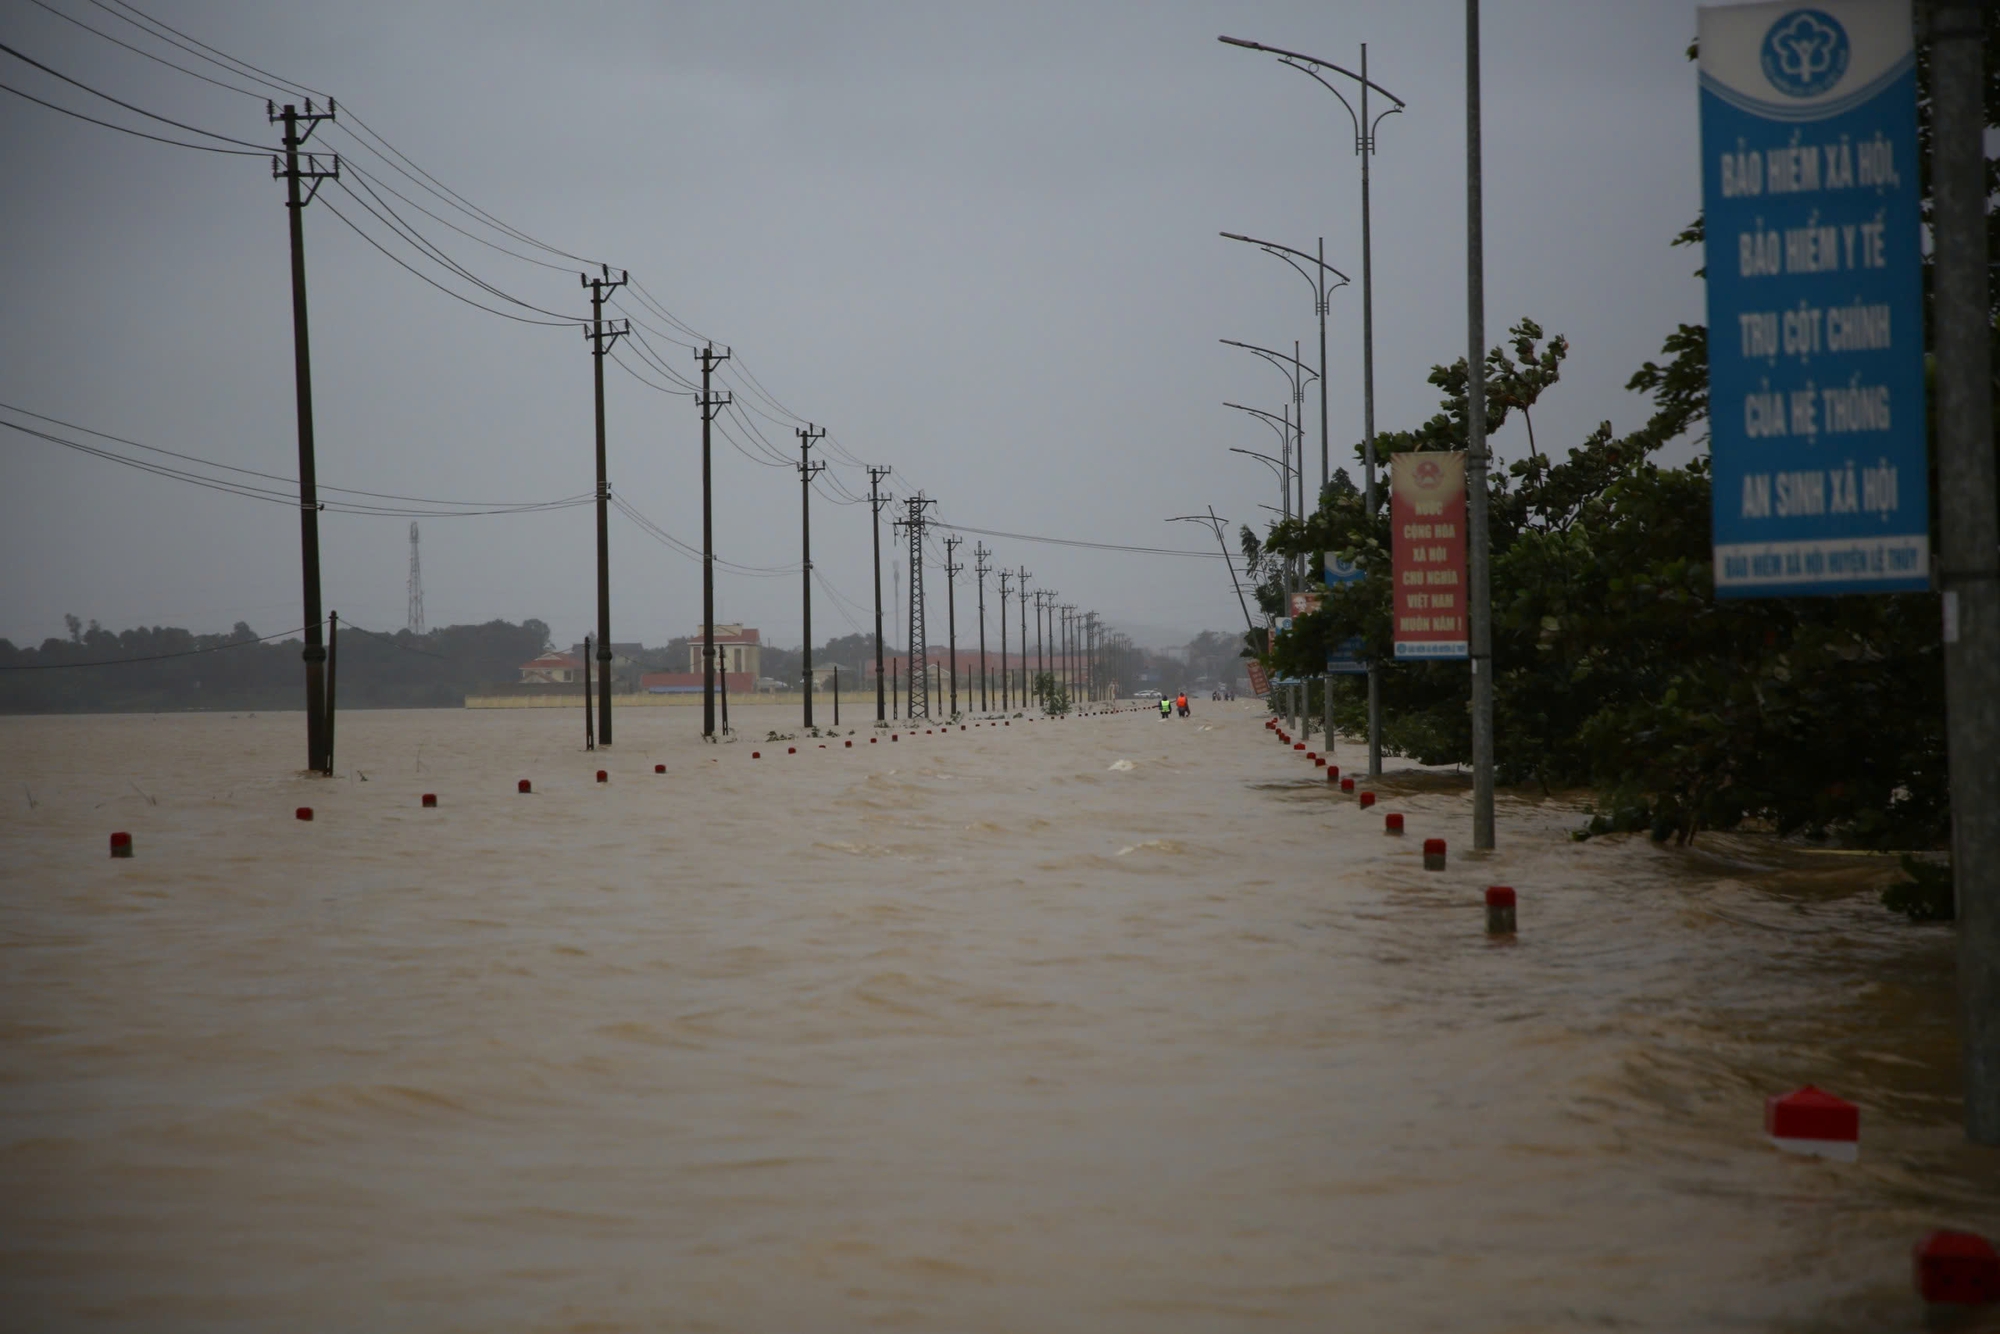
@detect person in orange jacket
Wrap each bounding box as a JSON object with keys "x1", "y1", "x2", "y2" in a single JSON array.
[{"x1": 1175, "y1": 691, "x2": 1190, "y2": 718}]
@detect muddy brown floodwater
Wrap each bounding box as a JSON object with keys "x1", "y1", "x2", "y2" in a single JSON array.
[{"x1": 2, "y1": 702, "x2": 1997, "y2": 1332}]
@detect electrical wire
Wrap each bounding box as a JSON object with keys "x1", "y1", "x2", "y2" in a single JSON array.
[
  {"x1": 610, "y1": 495, "x2": 800, "y2": 577},
  {"x1": 335, "y1": 175, "x2": 587, "y2": 321},
  {"x1": 0, "y1": 623, "x2": 308, "y2": 669},
  {"x1": 18, "y1": 0, "x2": 265, "y2": 99},
  {"x1": 342, "y1": 159, "x2": 577, "y2": 274},
  {"x1": 608, "y1": 350, "x2": 694, "y2": 398},
  {"x1": 0, "y1": 39, "x2": 273, "y2": 148},
  {"x1": 933, "y1": 521, "x2": 1225, "y2": 560},
  {"x1": 319, "y1": 196, "x2": 578, "y2": 328},
  {"x1": 3, "y1": 412, "x2": 595, "y2": 516},
  {"x1": 39, "y1": 1, "x2": 936, "y2": 547},
  {"x1": 90, "y1": 0, "x2": 322, "y2": 101},
  {"x1": 0, "y1": 77, "x2": 267, "y2": 153}
]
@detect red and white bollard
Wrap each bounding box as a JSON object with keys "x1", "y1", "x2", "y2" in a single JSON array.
[
  {"x1": 1340, "y1": 777, "x2": 1356, "y2": 795},
  {"x1": 1485, "y1": 885, "x2": 1516, "y2": 935},
  {"x1": 1913, "y1": 1231, "x2": 2000, "y2": 1306},
  {"x1": 421, "y1": 793, "x2": 437, "y2": 808},
  {"x1": 1765, "y1": 1085, "x2": 1859, "y2": 1161},
  {"x1": 596, "y1": 770, "x2": 608, "y2": 783},
  {"x1": 1385, "y1": 813, "x2": 1404, "y2": 835},
  {"x1": 1358, "y1": 791, "x2": 1376, "y2": 809},
  {"x1": 109, "y1": 831, "x2": 133, "y2": 858},
  {"x1": 1423, "y1": 838, "x2": 1447, "y2": 871},
  {"x1": 518, "y1": 779, "x2": 532, "y2": 793},
  {"x1": 295, "y1": 807, "x2": 314, "y2": 822},
  {"x1": 655, "y1": 763, "x2": 666, "y2": 773}
]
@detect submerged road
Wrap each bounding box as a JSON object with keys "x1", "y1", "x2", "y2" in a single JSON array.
[{"x1": 1, "y1": 702, "x2": 1994, "y2": 1331}]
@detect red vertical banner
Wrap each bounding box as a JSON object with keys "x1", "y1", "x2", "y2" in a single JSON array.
[{"x1": 1391, "y1": 452, "x2": 1469, "y2": 660}]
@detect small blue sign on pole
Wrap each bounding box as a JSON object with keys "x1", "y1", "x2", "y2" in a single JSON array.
[
  {"x1": 1699, "y1": 1, "x2": 1927, "y2": 596},
  {"x1": 1327, "y1": 636, "x2": 1367, "y2": 675},
  {"x1": 1323, "y1": 553, "x2": 1366, "y2": 586}
]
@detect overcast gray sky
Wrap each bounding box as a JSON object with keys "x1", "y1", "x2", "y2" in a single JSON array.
[{"x1": 1, "y1": 1, "x2": 1706, "y2": 653}]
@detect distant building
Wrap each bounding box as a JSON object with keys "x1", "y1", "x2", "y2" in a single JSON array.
[
  {"x1": 686, "y1": 625, "x2": 761, "y2": 679},
  {"x1": 519, "y1": 652, "x2": 583, "y2": 684},
  {"x1": 568, "y1": 641, "x2": 643, "y2": 670}
]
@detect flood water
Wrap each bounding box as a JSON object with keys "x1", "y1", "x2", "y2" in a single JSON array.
[{"x1": 2, "y1": 702, "x2": 1996, "y2": 1331}]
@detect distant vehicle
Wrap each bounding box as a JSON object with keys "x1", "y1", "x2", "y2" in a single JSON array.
[{"x1": 1133, "y1": 689, "x2": 1163, "y2": 700}]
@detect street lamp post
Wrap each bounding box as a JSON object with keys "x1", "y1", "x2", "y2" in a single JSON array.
[
  {"x1": 1228, "y1": 434, "x2": 1303, "y2": 732},
  {"x1": 1220, "y1": 234, "x2": 1347, "y2": 493},
  {"x1": 1169, "y1": 508, "x2": 1258, "y2": 638},
  {"x1": 1221, "y1": 34, "x2": 1403, "y2": 778}
]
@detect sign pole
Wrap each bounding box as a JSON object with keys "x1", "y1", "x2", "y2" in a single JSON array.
[
  {"x1": 1932, "y1": 0, "x2": 2000, "y2": 1145},
  {"x1": 1465, "y1": 0, "x2": 1496, "y2": 851}
]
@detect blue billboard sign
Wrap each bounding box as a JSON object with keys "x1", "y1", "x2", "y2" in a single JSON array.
[
  {"x1": 1326, "y1": 636, "x2": 1367, "y2": 675},
  {"x1": 1698, "y1": 1, "x2": 1927, "y2": 595},
  {"x1": 1323, "y1": 553, "x2": 1366, "y2": 586}
]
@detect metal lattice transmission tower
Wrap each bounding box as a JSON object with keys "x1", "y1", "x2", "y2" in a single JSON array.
[
  {"x1": 895, "y1": 493, "x2": 937, "y2": 718},
  {"x1": 405, "y1": 521, "x2": 425, "y2": 634}
]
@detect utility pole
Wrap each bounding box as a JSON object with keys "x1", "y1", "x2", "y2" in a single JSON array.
[
  {"x1": 406, "y1": 522, "x2": 424, "y2": 635},
  {"x1": 943, "y1": 534, "x2": 963, "y2": 717},
  {"x1": 1033, "y1": 590, "x2": 1051, "y2": 704},
  {"x1": 1062, "y1": 604, "x2": 1076, "y2": 701},
  {"x1": 1934, "y1": 0, "x2": 2000, "y2": 1145},
  {"x1": 583, "y1": 264, "x2": 628, "y2": 745},
  {"x1": 796, "y1": 423, "x2": 825, "y2": 729},
  {"x1": 895, "y1": 494, "x2": 938, "y2": 719},
  {"x1": 583, "y1": 633, "x2": 594, "y2": 751},
  {"x1": 1464, "y1": 0, "x2": 1495, "y2": 850},
  {"x1": 270, "y1": 98, "x2": 338, "y2": 774},
  {"x1": 869, "y1": 465, "x2": 892, "y2": 722},
  {"x1": 974, "y1": 542, "x2": 991, "y2": 712},
  {"x1": 1086, "y1": 611, "x2": 1100, "y2": 702},
  {"x1": 1017, "y1": 569, "x2": 1031, "y2": 708},
  {"x1": 997, "y1": 569, "x2": 1012, "y2": 711},
  {"x1": 696, "y1": 342, "x2": 731, "y2": 739}
]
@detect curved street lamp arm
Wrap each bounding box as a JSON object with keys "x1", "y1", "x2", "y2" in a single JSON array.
[
  {"x1": 1219, "y1": 338, "x2": 1319, "y2": 393},
  {"x1": 1219, "y1": 231, "x2": 1352, "y2": 288},
  {"x1": 1223, "y1": 401, "x2": 1291, "y2": 437},
  {"x1": 1217, "y1": 35, "x2": 1406, "y2": 108},
  {"x1": 1228, "y1": 445, "x2": 1287, "y2": 479}
]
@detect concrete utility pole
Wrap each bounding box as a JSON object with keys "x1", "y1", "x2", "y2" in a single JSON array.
[
  {"x1": 943, "y1": 534, "x2": 963, "y2": 717},
  {"x1": 696, "y1": 342, "x2": 731, "y2": 739},
  {"x1": 974, "y1": 542, "x2": 991, "y2": 711},
  {"x1": 796, "y1": 423, "x2": 825, "y2": 729},
  {"x1": 1932, "y1": 0, "x2": 2000, "y2": 1145},
  {"x1": 997, "y1": 568, "x2": 1012, "y2": 711},
  {"x1": 270, "y1": 98, "x2": 338, "y2": 774},
  {"x1": 869, "y1": 465, "x2": 892, "y2": 722},
  {"x1": 1464, "y1": 0, "x2": 1495, "y2": 850},
  {"x1": 584, "y1": 264, "x2": 628, "y2": 745},
  {"x1": 1017, "y1": 569, "x2": 1032, "y2": 707}
]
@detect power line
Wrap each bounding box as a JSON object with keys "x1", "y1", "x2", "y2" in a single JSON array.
[
  {"x1": 0, "y1": 77, "x2": 266, "y2": 154},
  {"x1": 2, "y1": 410, "x2": 595, "y2": 516},
  {"x1": 334, "y1": 175, "x2": 586, "y2": 321},
  {"x1": 318, "y1": 196, "x2": 577, "y2": 327},
  {"x1": 0, "y1": 623, "x2": 309, "y2": 670},
  {"x1": 933, "y1": 520, "x2": 1226, "y2": 559},
  {"x1": 18, "y1": 0, "x2": 265, "y2": 99},
  {"x1": 0, "y1": 39, "x2": 271, "y2": 148},
  {"x1": 88, "y1": 0, "x2": 322, "y2": 101}
]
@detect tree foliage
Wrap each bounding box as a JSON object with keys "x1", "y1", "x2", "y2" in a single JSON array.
[{"x1": 1256, "y1": 302, "x2": 1947, "y2": 848}]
